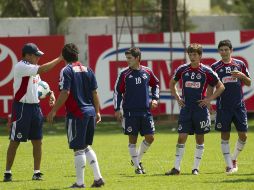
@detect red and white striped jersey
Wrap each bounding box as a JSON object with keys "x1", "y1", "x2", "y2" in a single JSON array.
[{"x1": 13, "y1": 60, "x2": 40, "y2": 103}]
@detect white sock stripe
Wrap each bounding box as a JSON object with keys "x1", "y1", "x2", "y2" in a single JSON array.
[
  {"x1": 75, "y1": 149, "x2": 86, "y2": 156},
  {"x1": 84, "y1": 146, "x2": 92, "y2": 153},
  {"x1": 221, "y1": 140, "x2": 229, "y2": 144},
  {"x1": 196, "y1": 144, "x2": 204, "y2": 149},
  {"x1": 143, "y1": 140, "x2": 151, "y2": 147},
  {"x1": 128, "y1": 144, "x2": 136, "y2": 148},
  {"x1": 176, "y1": 144, "x2": 185, "y2": 148},
  {"x1": 238, "y1": 139, "x2": 246, "y2": 145}
]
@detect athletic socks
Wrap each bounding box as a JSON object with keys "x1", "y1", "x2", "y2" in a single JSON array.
[
  {"x1": 221, "y1": 140, "x2": 233, "y2": 168},
  {"x1": 174, "y1": 144, "x2": 185, "y2": 171},
  {"x1": 193, "y1": 144, "x2": 204, "y2": 170},
  {"x1": 85, "y1": 146, "x2": 102, "y2": 180},
  {"x1": 232, "y1": 139, "x2": 246, "y2": 160},
  {"x1": 137, "y1": 140, "x2": 151, "y2": 163},
  {"x1": 128, "y1": 144, "x2": 140, "y2": 168},
  {"x1": 74, "y1": 150, "x2": 86, "y2": 186}
]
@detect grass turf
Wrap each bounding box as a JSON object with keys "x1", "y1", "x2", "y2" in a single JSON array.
[{"x1": 0, "y1": 120, "x2": 253, "y2": 190}]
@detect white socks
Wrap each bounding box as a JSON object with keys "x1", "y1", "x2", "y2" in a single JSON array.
[
  {"x1": 232, "y1": 139, "x2": 246, "y2": 160},
  {"x1": 137, "y1": 140, "x2": 151, "y2": 163},
  {"x1": 85, "y1": 146, "x2": 102, "y2": 180},
  {"x1": 74, "y1": 150, "x2": 86, "y2": 186},
  {"x1": 221, "y1": 140, "x2": 233, "y2": 168},
  {"x1": 193, "y1": 144, "x2": 204, "y2": 170},
  {"x1": 174, "y1": 144, "x2": 185, "y2": 171},
  {"x1": 128, "y1": 144, "x2": 140, "y2": 168}
]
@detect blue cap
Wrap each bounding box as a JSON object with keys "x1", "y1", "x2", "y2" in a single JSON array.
[{"x1": 22, "y1": 43, "x2": 44, "y2": 56}]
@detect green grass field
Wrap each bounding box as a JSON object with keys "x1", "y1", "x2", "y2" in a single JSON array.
[{"x1": 0, "y1": 119, "x2": 254, "y2": 190}]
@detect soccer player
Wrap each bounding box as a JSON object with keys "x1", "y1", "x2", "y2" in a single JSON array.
[
  {"x1": 165, "y1": 43, "x2": 225, "y2": 175},
  {"x1": 113, "y1": 47, "x2": 159, "y2": 174},
  {"x1": 47, "y1": 43, "x2": 104, "y2": 188},
  {"x1": 3, "y1": 43, "x2": 62, "y2": 182},
  {"x1": 210, "y1": 39, "x2": 251, "y2": 174}
]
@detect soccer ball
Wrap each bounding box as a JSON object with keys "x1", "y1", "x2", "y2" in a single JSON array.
[{"x1": 38, "y1": 81, "x2": 51, "y2": 99}]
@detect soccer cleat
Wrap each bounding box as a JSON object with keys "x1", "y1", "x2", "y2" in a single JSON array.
[
  {"x1": 192, "y1": 169, "x2": 199, "y2": 175},
  {"x1": 32, "y1": 172, "x2": 43, "y2": 180},
  {"x1": 131, "y1": 160, "x2": 146, "y2": 174},
  {"x1": 232, "y1": 160, "x2": 238, "y2": 172},
  {"x1": 91, "y1": 178, "x2": 105, "y2": 188},
  {"x1": 139, "y1": 162, "x2": 146, "y2": 174},
  {"x1": 165, "y1": 168, "x2": 180, "y2": 175},
  {"x1": 135, "y1": 168, "x2": 143, "y2": 174},
  {"x1": 225, "y1": 167, "x2": 236, "y2": 174},
  {"x1": 3, "y1": 173, "x2": 12, "y2": 182},
  {"x1": 70, "y1": 183, "x2": 85, "y2": 188}
]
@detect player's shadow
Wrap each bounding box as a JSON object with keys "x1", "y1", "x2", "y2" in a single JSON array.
[
  {"x1": 33, "y1": 189, "x2": 62, "y2": 190},
  {"x1": 221, "y1": 178, "x2": 254, "y2": 183}
]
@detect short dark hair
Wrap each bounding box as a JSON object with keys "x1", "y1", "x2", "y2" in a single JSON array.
[
  {"x1": 218, "y1": 39, "x2": 232, "y2": 49},
  {"x1": 187, "y1": 43, "x2": 203, "y2": 55},
  {"x1": 62, "y1": 43, "x2": 79, "y2": 62},
  {"x1": 125, "y1": 47, "x2": 141, "y2": 61}
]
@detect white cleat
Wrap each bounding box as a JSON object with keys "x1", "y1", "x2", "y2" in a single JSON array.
[
  {"x1": 225, "y1": 167, "x2": 237, "y2": 174},
  {"x1": 232, "y1": 160, "x2": 238, "y2": 172}
]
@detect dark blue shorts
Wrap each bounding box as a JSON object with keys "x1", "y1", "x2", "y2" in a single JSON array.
[
  {"x1": 66, "y1": 115, "x2": 95, "y2": 149},
  {"x1": 10, "y1": 101, "x2": 43, "y2": 142},
  {"x1": 122, "y1": 115, "x2": 155, "y2": 136},
  {"x1": 178, "y1": 107, "x2": 211, "y2": 135},
  {"x1": 215, "y1": 106, "x2": 248, "y2": 132}
]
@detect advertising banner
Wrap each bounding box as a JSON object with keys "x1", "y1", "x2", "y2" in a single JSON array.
[
  {"x1": 0, "y1": 36, "x2": 65, "y2": 118},
  {"x1": 88, "y1": 30, "x2": 254, "y2": 115}
]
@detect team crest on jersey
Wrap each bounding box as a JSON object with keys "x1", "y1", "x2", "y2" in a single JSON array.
[
  {"x1": 127, "y1": 126, "x2": 132, "y2": 132},
  {"x1": 142, "y1": 73, "x2": 147, "y2": 79},
  {"x1": 17, "y1": 133, "x2": 22, "y2": 139},
  {"x1": 185, "y1": 81, "x2": 201, "y2": 88},
  {"x1": 222, "y1": 76, "x2": 237, "y2": 83},
  {"x1": 216, "y1": 123, "x2": 222, "y2": 129},
  {"x1": 196, "y1": 73, "x2": 201, "y2": 80},
  {"x1": 128, "y1": 75, "x2": 133, "y2": 78}
]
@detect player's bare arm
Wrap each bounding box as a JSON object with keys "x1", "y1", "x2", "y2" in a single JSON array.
[
  {"x1": 198, "y1": 81, "x2": 225, "y2": 108},
  {"x1": 114, "y1": 111, "x2": 123, "y2": 122},
  {"x1": 47, "y1": 90, "x2": 69, "y2": 123},
  {"x1": 206, "y1": 85, "x2": 215, "y2": 112},
  {"x1": 170, "y1": 78, "x2": 185, "y2": 107},
  {"x1": 231, "y1": 70, "x2": 251, "y2": 86},
  {"x1": 92, "y1": 90, "x2": 101, "y2": 123},
  {"x1": 48, "y1": 90, "x2": 55, "y2": 107},
  {"x1": 37, "y1": 56, "x2": 63, "y2": 74},
  {"x1": 150, "y1": 99, "x2": 158, "y2": 109}
]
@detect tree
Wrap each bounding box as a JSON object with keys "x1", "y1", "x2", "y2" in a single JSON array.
[
  {"x1": 0, "y1": 0, "x2": 193, "y2": 34},
  {"x1": 211, "y1": 0, "x2": 254, "y2": 29}
]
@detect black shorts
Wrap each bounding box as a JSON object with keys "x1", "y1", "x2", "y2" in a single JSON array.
[
  {"x1": 66, "y1": 115, "x2": 95, "y2": 149},
  {"x1": 10, "y1": 101, "x2": 43, "y2": 142}
]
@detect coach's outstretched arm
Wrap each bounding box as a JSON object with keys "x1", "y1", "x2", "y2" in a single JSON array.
[{"x1": 37, "y1": 56, "x2": 63, "y2": 74}]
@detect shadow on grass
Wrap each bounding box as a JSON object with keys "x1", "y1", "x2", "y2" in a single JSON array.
[
  {"x1": 221, "y1": 178, "x2": 254, "y2": 183},
  {"x1": 33, "y1": 187, "x2": 62, "y2": 190}
]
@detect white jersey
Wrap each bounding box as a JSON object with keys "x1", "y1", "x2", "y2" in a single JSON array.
[{"x1": 13, "y1": 60, "x2": 40, "y2": 103}]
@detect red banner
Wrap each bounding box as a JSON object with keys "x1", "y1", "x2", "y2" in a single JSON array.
[
  {"x1": 88, "y1": 31, "x2": 254, "y2": 115},
  {"x1": 0, "y1": 36, "x2": 65, "y2": 118}
]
